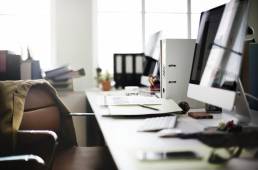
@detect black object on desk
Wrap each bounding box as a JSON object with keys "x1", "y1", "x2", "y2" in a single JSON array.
[
  {"x1": 205, "y1": 104, "x2": 222, "y2": 113},
  {"x1": 177, "y1": 127, "x2": 258, "y2": 148},
  {"x1": 178, "y1": 101, "x2": 190, "y2": 114},
  {"x1": 113, "y1": 53, "x2": 144, "y2": 88}
]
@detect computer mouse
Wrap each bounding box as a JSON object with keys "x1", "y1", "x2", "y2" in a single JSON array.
[{"x1": 178, "y1": 101, "x2": 190, "y2": 114}]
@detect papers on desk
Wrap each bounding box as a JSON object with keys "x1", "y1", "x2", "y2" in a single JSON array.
[
  {"x1": 104, "y1": 96, "x2": 163, "y2": 106},
  {"x1": 102, "y1": 97, "x2": 182, "y2": 117}
]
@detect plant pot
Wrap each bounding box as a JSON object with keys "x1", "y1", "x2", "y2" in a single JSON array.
[{"x1": 102, "y1": 80, "x2": 111, "y2": 91}]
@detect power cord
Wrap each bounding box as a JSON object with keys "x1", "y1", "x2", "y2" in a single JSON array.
[{"x1": 245, "y1": 93, "x2": 258, "y2": 102}]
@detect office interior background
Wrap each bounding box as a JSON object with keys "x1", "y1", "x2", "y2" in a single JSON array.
[{"x1": 0, "y1": 0, "x2": 258, "y2": 91}]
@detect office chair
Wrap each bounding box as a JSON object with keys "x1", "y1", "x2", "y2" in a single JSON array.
[
  {"x1": 19, "y1": 85, "x2": 117, "y2": 170},
  {"x1": 0, "y1": 130, "x2": 57, "y2": 170},
  {"x1": 0, "y1": 81, "x2": 57, "y2": 170}
]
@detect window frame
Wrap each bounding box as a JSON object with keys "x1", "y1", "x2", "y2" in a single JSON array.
[{"x1": 96, "y1": 0, "x2": 229, "y2": 72}]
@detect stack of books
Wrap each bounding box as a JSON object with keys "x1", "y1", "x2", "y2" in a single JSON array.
[{"x1": 44, "y1": 66, "x2": 85, "y2": 91}]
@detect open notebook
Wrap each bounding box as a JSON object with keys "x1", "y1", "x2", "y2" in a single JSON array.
[{"x1": 101, "y1": 97, "x2": 182, "y2": 117}]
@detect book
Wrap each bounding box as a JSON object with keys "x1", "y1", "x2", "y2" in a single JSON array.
[
  {"x1": 48, "y1": 79, "x2": 74, "y2": 91},
  {"x1": 31, "y1": 60, "x2": 42, "y2": 79},
  {"x1": 0, "y1": 50, "x2": 21, "y2": 80},
  {"x1": 45, "y1": 65, "x2": 69, "y2": 78},
  {"x1": 20, "y1": 60, "x2": 42, "y2": 80},
  {"x1": 45, "y1": 66, "x2": 85, "y2": 91},
  {"x1": 52, "y1": 68, "x2": 85, "y2": 81},
  {"x1": 0, "y1": 51, "x2": 7, "y2": 73},
  {"x1": 20, "y1": 62, "x2": 31, "y2": 80}
]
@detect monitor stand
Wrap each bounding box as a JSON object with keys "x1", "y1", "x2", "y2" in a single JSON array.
[{"x1": 231, "y1": 79, "x2": 258, "y2": 126}]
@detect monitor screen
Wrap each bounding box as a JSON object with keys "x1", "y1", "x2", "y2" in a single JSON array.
[
  {"x1": 143, "y1": 31, "x2": 162, "y2": 78},
  {"x1": 200, "y1": 0, "x2": 249, "y2": 91},
  {"x1": 189, "y1": 5, "x2": 225, "y2": 86},
  {"x1": 188, "y1": 0, "x2": 249, "y2": 111},
  {"x1": 144, "y1": 31, "x2": 162, "y2": 61},
  {"x1": 141, "y1": 31, "x2": 162, "y2": 86}
]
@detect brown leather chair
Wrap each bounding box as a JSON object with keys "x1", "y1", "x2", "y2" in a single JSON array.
[
  {"x1": 0, "y1": 130, "x2": 57, "y2": 170},
  {"x1": 20, "y1": 85, "x2": 117, "y2": 170}
]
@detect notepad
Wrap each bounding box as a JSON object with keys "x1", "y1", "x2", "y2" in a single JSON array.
[{"x1": 102, "y1": 99, "x2": 182, "y2": 117}]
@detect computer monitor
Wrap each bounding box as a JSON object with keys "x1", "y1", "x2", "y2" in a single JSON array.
[
  {"x1": 144, "y1": 31, "x2": 162, "y2": 61},
  {"x1": 141, "y1": 31, "x2": 162, "y2": 86},
  {"x1": 187, "y1": 0, "x2": 251, "y2": 123}
]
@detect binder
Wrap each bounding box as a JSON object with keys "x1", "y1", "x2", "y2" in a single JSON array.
[
  {"x1": 20, "y1": 60, "x2": 42, "y2": 80},
  {"x1": 160, "y1": 39, "x2": 204, "y2": 108},
  {"x1": 113, "y1": 53, "x2": 144, "y2": 88},
  {"x1": 0, "y1": 50, "x2": 21, "y2": 80}
]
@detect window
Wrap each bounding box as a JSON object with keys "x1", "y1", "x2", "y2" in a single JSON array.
[
  {"x1": 96, "y1": 0, "x2": 229, "y2": 72},
  {"x1": 97, "y1": 0, "x2": 142, "y2": 72},
  {"x1": 145, "y1": 0, "x2": 188, "y2": 39},
  {"x1": 0, "y1": 0, "x2": 52, "y2": 71},
  {"x1": 191, "y1": 0, "x2": 230, "y2": 38}
]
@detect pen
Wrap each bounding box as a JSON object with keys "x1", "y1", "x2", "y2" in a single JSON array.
[
  {"x1": 154, "y1": 93, "x2": 160, "y2": 98},
  {"x1": 138, "y1": 104, "x2": 159, "y2": 111}
]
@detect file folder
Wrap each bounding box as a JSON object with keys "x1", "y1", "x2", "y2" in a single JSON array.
[{"x1": 113, "y1": 53, "x2": 144, "y2": 88}]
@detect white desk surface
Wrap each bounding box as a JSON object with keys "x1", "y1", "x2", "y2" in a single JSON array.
[{"x1": 86, "y1": 90, "x2": 258, "y2": 170}]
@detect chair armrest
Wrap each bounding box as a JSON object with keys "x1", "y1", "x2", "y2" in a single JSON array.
[
  {"x1": 0, "y1": 154, "x2": 45, "y2": 170},
  {"x1": 16, "y1": 130, "x2": 58, "y2": 170},
  {"x1": 69, "y1": 113, "x2": 95, "y2": 116},
  {"x1": 17, "y1": 130, "x2": 57, "y2": 140}
]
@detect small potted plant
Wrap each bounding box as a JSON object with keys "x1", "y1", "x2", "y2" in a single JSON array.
[
  {"x1": 101, "y1": 71, "x2": 112, "y2": 91},
  {"x1": 95, "y1": 67, "x2": 112, "y2": 91}
]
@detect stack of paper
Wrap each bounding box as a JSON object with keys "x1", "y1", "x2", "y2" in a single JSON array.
[
  {"x1": 102, "y1": 96, "x2": 182, "y2": 116},
  {"x1": 104, "y1": 96, "x2": 162, "y2": 106}
]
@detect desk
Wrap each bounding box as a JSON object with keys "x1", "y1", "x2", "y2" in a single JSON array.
[{"x1": 86, "y1": 90, "x2": 258, "y2": 170}]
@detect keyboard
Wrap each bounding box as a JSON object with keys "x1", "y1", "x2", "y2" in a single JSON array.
[{"x1": 138, "y1": 115, "x2": 177, "y2": 132}]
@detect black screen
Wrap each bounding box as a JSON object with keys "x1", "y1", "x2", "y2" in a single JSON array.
[{"x1": 189, "y1": 5, "x2": 225, "y2": 84}]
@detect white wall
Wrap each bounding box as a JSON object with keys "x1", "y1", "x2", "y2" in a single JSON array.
[{"x1": 54, "y1": 0, "x2": 94, "y2": 90}]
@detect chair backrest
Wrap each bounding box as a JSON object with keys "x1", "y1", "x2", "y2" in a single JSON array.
[{"x1": 20, "y1": 86, "x2": 77, "y2": 149}]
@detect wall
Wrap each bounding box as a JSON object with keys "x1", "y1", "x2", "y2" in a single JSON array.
[
  {"x1": 54, "y1": 0, "x2": 94, "y2": 90},
  {"x1": 53, "y1": 0, "x2": 94, "y2": 147}
]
